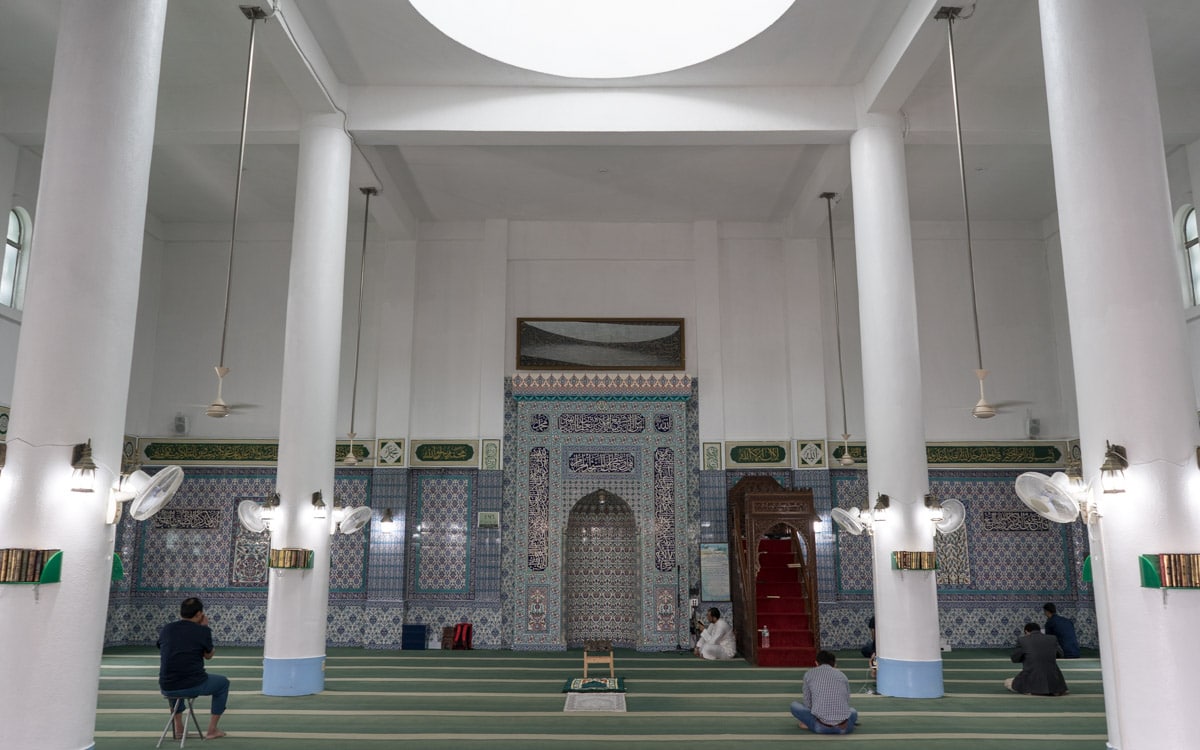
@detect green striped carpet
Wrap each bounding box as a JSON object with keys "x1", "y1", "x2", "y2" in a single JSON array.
[{"x1": 94, "y1": 647, "x2": 1106, "y2": 749}]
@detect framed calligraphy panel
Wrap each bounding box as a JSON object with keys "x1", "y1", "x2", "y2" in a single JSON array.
[{"x1": 516, "y1": 318, "x2": 685, "y2": 370}]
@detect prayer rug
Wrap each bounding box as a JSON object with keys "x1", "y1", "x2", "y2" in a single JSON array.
[
  {"x1": 561, "y1": 676, "x2": 626, "y2": 693},
  {"x1": 563, "y1": 693, "x2": 627, "y2": 712}
]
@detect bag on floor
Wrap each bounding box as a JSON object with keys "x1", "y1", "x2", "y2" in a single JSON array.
[{"x1": 452, "y1": 622, "x2": 473, "y2": 649}]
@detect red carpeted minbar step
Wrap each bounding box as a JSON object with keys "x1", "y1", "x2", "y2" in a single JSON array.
[{"x1": 754, "y1": 538, "x2": 816, "y2": 667}]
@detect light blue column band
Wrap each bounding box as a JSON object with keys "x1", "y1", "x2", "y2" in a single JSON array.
[
  {"x1": 262, "y1": 655, "x2": 325, "y2": 696},
  {"x1": 876, "y1": 656, "x2": 943, "y2": 698}
]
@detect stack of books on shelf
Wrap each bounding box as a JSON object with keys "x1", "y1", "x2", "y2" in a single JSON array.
[
  {"x1": 268, "y1": 547, "x2": 313, "y2": 569},
  {"x1": 1, "y1": 548, "x2": 59, "y2": 582},
  {"x1": 1157, "y1": 553, "x2": 1200, "y2": 588},
  {"x1": 895, "y1": 551, "x2": 937, "y2": 570}
]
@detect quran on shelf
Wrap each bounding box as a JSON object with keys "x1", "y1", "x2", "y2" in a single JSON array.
[
  {"x1": 1158, "y1": 553, "x2": 1200, "y2": 588},
  {"x1": 0, "y1": 548, "x2": 60, "y2": 582}
]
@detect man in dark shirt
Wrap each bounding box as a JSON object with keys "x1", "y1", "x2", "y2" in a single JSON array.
[
  {"x1": 158, "y1": 597, "x2": 229, "y2": 739},
  {"x1": 1042, "y1": 602, "x2": 1081, "y2": 658},
  {"x1": 1005, "y1": 622, "x2": 1069, "y2": 696},
  {"x1": 790, "y1": 651, "x2": 858, "y2": 734}
]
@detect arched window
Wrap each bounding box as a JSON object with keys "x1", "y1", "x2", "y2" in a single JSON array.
[
  {"x1": 2, "y1": 208, "x2": 30, "y2": 310},
  {"x1": 1184, "y1": 206, "x2": 1200, "y2": 307}
]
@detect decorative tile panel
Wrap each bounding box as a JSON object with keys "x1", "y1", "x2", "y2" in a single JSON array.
[
  {"x1": 481, "y1": 439, "x2": 502, "y2": 470},
  {"x1": 505, "y1": 375, "x2": 697, "y2": 651},
  {"x1": 528, "y1": 448, "x2": 549, "y2": 571},
  {"x1": 409, "y1": 473, "x2": 474, "y2": 597}
]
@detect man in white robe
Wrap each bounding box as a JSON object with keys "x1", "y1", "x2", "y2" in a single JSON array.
[{"x1": 694, "y1": 607, "x2": 736, "y2": 660}]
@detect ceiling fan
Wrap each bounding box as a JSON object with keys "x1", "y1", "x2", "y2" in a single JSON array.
[
  {"x1": 194, "y1": 366, "x2": 260, "y2": 418},
  {"x1": 937, "y1": 6, "x2": 1030, "y2": 420},
  {"x1": 203, "y1": 6, "x2": 272, "y2": 418}
]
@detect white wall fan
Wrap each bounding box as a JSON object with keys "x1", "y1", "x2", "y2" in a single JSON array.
[
  {"x1": 338, "y1": 506, "x2": 373, "y2": 535},
  {"x1": 116, "y1": 465, "x2": 186, "y2": 522},
  {"x1": 1014, "y1": 471, "x2": 1080, "y2": 524},
  {"x1": 237, "y1": 498, "x2": 267, "y2": 534},
  {"x1": 934, "y1": 497, "x2": 966, "y2": 535},
  {"x1": 831, "y1": 506, "x2": 867, "y2": 536}
]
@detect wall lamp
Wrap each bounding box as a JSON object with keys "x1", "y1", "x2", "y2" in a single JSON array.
[
  {"x1": 1099, "y1": 442, "x2": 1128, "y2": 494},
  {"x1": 71, "y1": 440, "x2": 97, "y2": 493},
  {"x1": 924, "y1": 493, "x2": 944, "y2": 522},
  {"x1": 380, "y1": 508, "x2": 396, "y2": 533},
  {"x1": 261, "y1": 492, "x2": 281, "y2": 528},
  {"x1": 311, "y1": 490, "x2": 327, "y2": 519},
  {"x1": 873, "y1": 494, "x2": 890, "y2": 523}
]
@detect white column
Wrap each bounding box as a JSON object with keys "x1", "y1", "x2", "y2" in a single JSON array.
[
  {"x1": 262, "y1": 113, "x2": 351, "y2": 696},
  {"x1": 850, "y1": 112, "x2": 942, "y2": 698},
  {"x1": 0, "y1": 2, "x2": 166, "y2": 747},
  {"x1": 1040, "y1": 3, "x2": 1200, "y2": 747},
  {"x1": 693, "y1": 221, "x2": 725, "y2": 451}
]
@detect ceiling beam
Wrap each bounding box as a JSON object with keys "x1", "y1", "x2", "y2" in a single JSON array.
[
  {"x1": 252, "y1": 0, "x2": 345, "y2": 114},
  {"x1": 858, "y1": 0, "x2": 945, "y2": 115},
  {"x1": 348, "y1": 85, "x2": 860, "y2": 145}
]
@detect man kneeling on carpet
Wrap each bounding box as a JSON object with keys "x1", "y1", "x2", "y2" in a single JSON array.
[
  {"x1": 791, "y1": 650, "x2": 858, "y2": 734},
  {"x1": 1004, "y1": 622, "x2": 1069, "y2": 696},
  {"x1": 693, "y1": 607, "x2": 736, "y2": 660},
  {"x1": 158, "y1": 597, "x2": 230, "y2": 739}
]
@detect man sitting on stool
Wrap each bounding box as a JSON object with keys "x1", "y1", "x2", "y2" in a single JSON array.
[
  {"x1": 158, "y1": 597, "x2": 230, "y2": 739},
  {"x1": 791, "y1": 650, "x2": 858, "y2": 734},
  {"x1": 693, "y1": 607, "x2": 736, "y2": 660}
]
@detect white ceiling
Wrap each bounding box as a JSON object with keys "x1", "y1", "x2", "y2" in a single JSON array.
[{"x1": 1, "y1": 0, "x2": 1199, "y2": 233}]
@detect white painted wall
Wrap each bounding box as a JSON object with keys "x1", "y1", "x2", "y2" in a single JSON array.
[
  {"x1": 0, "y1": 205, "x2": 1097, "y2": 446},
  {"x1": 146, "y1": 223, "x2": 291, "y2": 438}
]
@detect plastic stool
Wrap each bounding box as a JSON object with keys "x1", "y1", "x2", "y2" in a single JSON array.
[{"x1": 157, "y1": 694, "x2": 205, "y2": 748}]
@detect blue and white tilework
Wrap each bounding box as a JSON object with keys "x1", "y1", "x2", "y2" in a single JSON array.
[
  {"x1": 408, "y1": 471, "x2": 474, "y2": 599},
  {"x1": 503, "y1": 375, "x2": 698, "y2": 651}
]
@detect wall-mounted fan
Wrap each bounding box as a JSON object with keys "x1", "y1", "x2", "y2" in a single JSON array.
[
  {"x1": 237, "y1": 499, "x2": 266, "y2": 533},
  {"x1": 338, "y1": 506, "x2": 373, "y2": 535},
  {"x1": 935, "y1": 498, "x2": 966, "y2": 534},
  {"x1": 831, "y1": 507, "x2": 866, "y2": 536},
  {"x1": 1014, "y1": 471, "x2": 1079, "y2": 524},
  {"x1": 128, "y1": 465, "x2": 185, "y2": 521}
]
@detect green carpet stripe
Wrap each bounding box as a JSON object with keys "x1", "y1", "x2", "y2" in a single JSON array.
[
  {"x1": 97, "y1": 708, "x2": 1107, "y2": 718},
  {"x1": 94, "y1": 731, "x2": 1109, "y2": 742},
  {"x1": 95, "y1": 647, "x2": 1107, "y2": 749}
]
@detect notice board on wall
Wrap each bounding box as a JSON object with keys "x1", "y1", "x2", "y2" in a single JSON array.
[{"x1": 700, "y1": 543, "x2": 731, "y2": 601}]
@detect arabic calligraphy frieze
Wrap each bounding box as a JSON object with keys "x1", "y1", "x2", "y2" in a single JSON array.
[
  {"x1": 830, "y1": 442, "x2": 1067, "y2": 467},
  {"x1": 654, "y1": 414, "x2": 672, "y2": 433},
  {"x1": 567, "y1": 452, "x2": 636, "y2": 473},
  {"x1": 559, "y1": 413, "x2": 645, "y2": 433},
  {"x1": 531, "y1": 414, "x2": 550, "y2": 432},
  {"x1": 142, "y1": 441, "x2": 279, "y2": 464},
  {"x1": 927, "y1": 444, "x2": 1063, "y2": 465},
  {"x1": 413, "y1": 443, "x2": 475, "y2": 462},
  {"x1": 152, "y1": 508, "x2": 221, "y2": 530},
  {"x1": 528, "y1": 447, "x2": 549, "y2": 571},
  {"x1": 653, "y1": 447, "x2": 676, "y2": 572},
  {"x1": 728, "y1": 444, "x2": 788, "y2": 465},
  {"x1": 980, "y1": 511, "x2": 1053, "y2": 532}
]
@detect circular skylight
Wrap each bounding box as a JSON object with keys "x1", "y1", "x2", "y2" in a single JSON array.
[{"x1": 409, "y1": 0, "x2": 797, "y2": 79}]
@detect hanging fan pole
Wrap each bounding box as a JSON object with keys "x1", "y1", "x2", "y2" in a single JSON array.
[
  {"x1": 942, "y1": 9, "x2": 984, "y2": 373},
  {"x1": 822, "y1": 192, "x2": 854, "y2": 463},
  {"x1": 218, "y1": 11, "x2": 262, "y2": 371},
  {"x1": 345, "y1": 187, "x2": 376, "y2": 462}
]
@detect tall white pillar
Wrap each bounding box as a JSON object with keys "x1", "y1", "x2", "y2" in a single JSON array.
[
  {"x1": 1040, "y1": 3, "x2": 1200, "y2": 747},
  {"x1": 850, "y1": 112, "x2": 943, "y2": 698},
  {"x1": 0, "y1": 2, "x2": 166, "y2": 747},
  {"x1": 262, "y1": 113, "x2": 351, "y2": 695}
]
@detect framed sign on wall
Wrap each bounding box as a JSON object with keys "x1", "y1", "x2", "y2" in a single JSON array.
[
  {"x1": 700, "y1": 543, "x2": 731, "y2": 602},
  {"x1": 516, "y1": 318, "x2": 685, "y2": 370}
]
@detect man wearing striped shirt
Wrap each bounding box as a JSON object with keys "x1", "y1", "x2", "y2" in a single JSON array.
[{"x1": 790, "y1": 650, "x2": 858, "y2": 734}]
